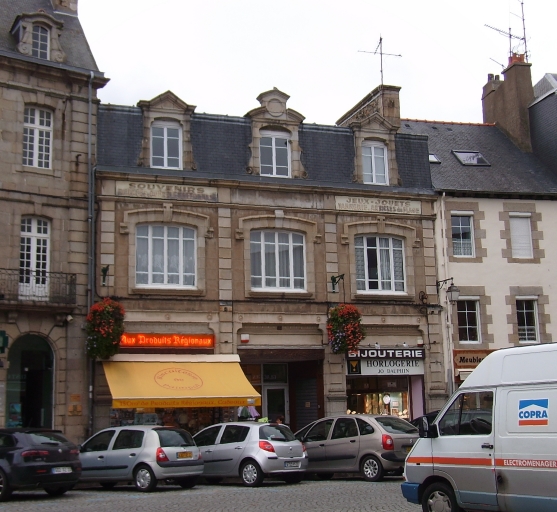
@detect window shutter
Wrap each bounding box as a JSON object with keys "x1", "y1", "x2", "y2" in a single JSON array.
[{"x1": 510, "y1": 216, "x2": 533, "y2": 258}]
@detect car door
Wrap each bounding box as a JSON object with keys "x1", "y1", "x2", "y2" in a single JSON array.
[
  {"x1": 79, "y1": 429, "x2": 116, "y2": 480},
  {"x1": 209, "y1": 425, "x2": 251, "y2": 475},
  {"x1": 194, "y1": 425, "x2": 222, "y2": 475},
  {"x1": 432, "y1": 390, "x2": 497, "y2": 510},
  {"x1": 302, "y1": 419, "x2": 334, "y2": 470},
  {"x1": 103, "y1": 429, "x2": 145, "y2": 479},
  {"x1": 325, "y1": 417, "x2": 360, "y2": 471}
]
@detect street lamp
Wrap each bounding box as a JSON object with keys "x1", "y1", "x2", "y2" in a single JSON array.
[{"x1": 436, "y1": 278, "x2": 460, "y2": 302}]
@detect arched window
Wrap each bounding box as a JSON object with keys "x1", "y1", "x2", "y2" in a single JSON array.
[
  {"x1": 362, "y1": 141, "x2": 388, "y2": 185},
  {"x1": 151, "y1": 120, "x2": 182, "y2": 169},
  {"x1": 32, "y1": 25, "x2": 49, "y2": 59}
]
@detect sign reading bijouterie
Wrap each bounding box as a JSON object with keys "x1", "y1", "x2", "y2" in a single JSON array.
[
  {"x1": 335, "y1": 196, "x2": 421, "y2": 215},
  {"x1": 347, "y1": 348, "x2": 425, "y2": 359},
  {"x1": 120, "y1": 333, "x2": 214, "y2": 349},
  {"x1": 116, "y1": 181, "x2": 218, "y2": 202},
  {"x1": 346, "y1": 348, "x2": 425, "y2": 376}
]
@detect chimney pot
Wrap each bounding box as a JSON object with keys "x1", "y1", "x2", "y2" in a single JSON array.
[
  {"x1": 495, "y1": 75, "x2": 500, "y2": 81},
  {"x1": 488, "y1": 74, "x2": 494, "y2": 82}
]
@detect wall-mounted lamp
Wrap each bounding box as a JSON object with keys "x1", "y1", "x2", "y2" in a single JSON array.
[
  {"x1": 101, "y1": 265, "x2": 110, "y2": 287},
  {"x1": 66, "y1": 315, "x2": 74, "y2": 323},
  {"x1": 436, "y1": 277, "x2": 460, "y2": 302},
  {"x1": 330, "y1": 274, "x2": 344, "y2": 293}
]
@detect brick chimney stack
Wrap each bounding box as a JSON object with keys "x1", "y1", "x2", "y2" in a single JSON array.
[
  {"x1": 481, "y1": 53, "x2": 534, "y2": 152},
  {"x1": 51, "y1": 0, "x2": 78, "y2": 15}
]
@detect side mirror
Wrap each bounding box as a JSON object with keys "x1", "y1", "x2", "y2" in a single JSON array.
[{"x1": 418, "y1": 417, "x2": 438, "y2": 438}]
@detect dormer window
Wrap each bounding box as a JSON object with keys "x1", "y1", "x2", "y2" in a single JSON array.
[
  {"x1": 151, "y1": 120, "x2": 182, "y2": 169},
  {"x1": 260, "y1": 130, "x2": 290, "y2": 177},
  {"x1": 362, "y1": 141, "x2": 388, "y2": 184},
  {"x1": 11, "y1": 13, "x2": 66, "y2": 63},
  {"x1": 32, "y1": 25, "x2": 49, "y2": 60}
]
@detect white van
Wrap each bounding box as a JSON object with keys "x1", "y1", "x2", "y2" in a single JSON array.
[{"x1": 401, "y1": 343, "x2": 557, "y2": 512}]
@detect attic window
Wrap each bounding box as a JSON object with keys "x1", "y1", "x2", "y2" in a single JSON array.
[
  {"x1": 452, "y1": 150, "x2": 490, "y2": 166},
  {"x1": 429, "y1": 154, "x2": 441, "y2": 164}
]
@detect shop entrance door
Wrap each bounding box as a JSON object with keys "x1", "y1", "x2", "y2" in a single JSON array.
[{"x1": 264, "y1": 386, "x2": 289, "y2": 424}]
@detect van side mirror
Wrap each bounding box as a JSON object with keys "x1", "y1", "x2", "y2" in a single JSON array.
[{"x1": 419, "y1": 417, "x2": 438, "y2": 438}]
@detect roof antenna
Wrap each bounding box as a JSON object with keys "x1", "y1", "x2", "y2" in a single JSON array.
[
  {"x1": 358, "y1": 36, "x2": 402, "y2": 87},
  {"x1": 485, "y1": 0, "x2": 529, "y2": 63}
]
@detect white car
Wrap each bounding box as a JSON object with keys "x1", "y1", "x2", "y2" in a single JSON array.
[{"x1": 79, "y1": 426, "x2": 203, "y2": 491}]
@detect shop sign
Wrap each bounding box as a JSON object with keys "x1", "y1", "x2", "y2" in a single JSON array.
[
  {"x1": 347, "y1": 348, "x2": 425, "y2": 359},
  {"x1": 116, "y1": 181, "x2": 218, "y2": 202},
  {"x1": 120, "y1": 333, "x2": 214, "y2": 349},
  {"x1": 335, "y1": 196, "x2": 421, "y2": 215},
  {"x1": 453, "y1": 349, "x2": 495, "y2": 369},
  {"x1": 347, "y1": 358, "x2": 424, "y2": 376}
]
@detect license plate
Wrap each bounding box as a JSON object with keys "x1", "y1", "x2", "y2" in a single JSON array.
[
  {"x1": 284, "y1": 461, "x2": 300, "y2": 468},
  {"x1": 52, "y1": 467, "x2": 72, "y2": 474},
  {"x1": 177, "y1": 451, "x2": 193, "y2": 459}
]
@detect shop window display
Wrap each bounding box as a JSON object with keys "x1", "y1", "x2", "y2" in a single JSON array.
[{"x1": 346, "y1": 377, "x2": 409, "y2": 419}]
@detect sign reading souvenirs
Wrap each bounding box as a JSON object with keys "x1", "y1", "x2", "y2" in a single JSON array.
[
  {"x1": 116, "y1": 181, "x2": 218, "y2": 202},
  {"x1": 346, "y1": 348, "x2": 425, "y2": 376},
  {"x1": 120, "y1": 333, "x2": 215, "y2": 349},
  {"x1": 335, "y1": 196, "x2": 421, "y2": 215},
  {"x1": 453, "y1": 349, "x2": 495, "y2": 369}
]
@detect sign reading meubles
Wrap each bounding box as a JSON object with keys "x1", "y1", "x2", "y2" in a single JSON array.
[
  {"x1": 346, "y1": 348, "x2": 425, "y2": 376},
  {"x1": 120, "y1": 333, "x2": 214, "y2": 348}
]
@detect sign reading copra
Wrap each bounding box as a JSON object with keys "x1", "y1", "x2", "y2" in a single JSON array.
[
  {"x1": 335, "y1": 196, "x2": 421, "y2": 215},
  {"x1": 116, "y1": 181, "x2": 218, "y2": 202}
]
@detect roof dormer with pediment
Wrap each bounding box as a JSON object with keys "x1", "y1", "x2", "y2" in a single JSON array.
[{"x1": 245, "y1": 88, "x2": 306, "y2": 179}]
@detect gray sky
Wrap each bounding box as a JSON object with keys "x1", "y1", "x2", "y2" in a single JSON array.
[{"x1": 79, "y1": 0, "x2": 555, "y2": 126}]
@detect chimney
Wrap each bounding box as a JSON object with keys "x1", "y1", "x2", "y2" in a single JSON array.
[
  {"x1": 51, "y1": 0, "x2": 78, "y2": 15},
  {"x1": 481, "y1": 54, "x2": 533, "y2": 152}
]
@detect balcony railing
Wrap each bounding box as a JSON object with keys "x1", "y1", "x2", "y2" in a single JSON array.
[{"x1": 0, "y1": 269, "x2": 76, "y2": 305}]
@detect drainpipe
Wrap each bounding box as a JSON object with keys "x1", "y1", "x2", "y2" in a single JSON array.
[{"x1": 87, "y1": 70, "x2": 95, "y2": 437}]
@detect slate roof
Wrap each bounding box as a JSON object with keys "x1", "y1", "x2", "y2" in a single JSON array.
[
  {"x1": 0, "y1": 0, "x2": 99, "y2": 72},
  {"x1": 399, "y1": 120, "x2": 557, "y2": 196},
  {"x1": 97, "y1": 106, "x2": 435, "y2": 196}
]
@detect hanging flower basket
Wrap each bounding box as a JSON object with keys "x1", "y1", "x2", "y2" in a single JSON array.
[
  {"x1": 327, "y1": 304, "x2": 365, "y2": 354},
  {"x1": 85, "y1": 297, "x2": 126, "y2": 359}
]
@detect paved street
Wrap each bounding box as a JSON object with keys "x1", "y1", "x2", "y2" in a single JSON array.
[{"x1": 2, "y1": 477, "x2": 420, "y2": 512}]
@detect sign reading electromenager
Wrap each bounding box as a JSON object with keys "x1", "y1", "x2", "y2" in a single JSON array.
[{"x1": 346, "y1": 348, "x2": 425, "y2": 376}]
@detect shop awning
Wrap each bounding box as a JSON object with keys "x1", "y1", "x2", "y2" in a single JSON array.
[{"x1": 103, "y1": 358, "x2": 261, "y2": 409}]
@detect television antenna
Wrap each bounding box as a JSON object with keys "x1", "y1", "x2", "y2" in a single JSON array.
[
  {"x1": 485, "y1": 0, "x2": 529, "y2": 63},
  {"x1": 358, "y1": 36, "x2": 402, "y2": 86}
]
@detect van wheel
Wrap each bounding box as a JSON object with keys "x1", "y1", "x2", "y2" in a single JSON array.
[
  {"x1": 240, "y1": 460, "x2": 264, "y2": 487},
  {"x1": 134, "y1": 464, "x2": 158, "y2": 492},
  {"x1": 422, "y1": 482, "x2": 462, "y2": 512},
  {"x1": 361, "y1": 455, "x2": 384, "y2": 482}
]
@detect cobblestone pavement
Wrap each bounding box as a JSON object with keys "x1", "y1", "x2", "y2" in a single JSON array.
[{"x1": 2, "y1": 476, "x2": 421, "y2": 512}]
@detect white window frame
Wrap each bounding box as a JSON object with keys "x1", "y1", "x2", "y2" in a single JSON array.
[
  {"x1": 516, "y1": 296, "x2": 539, "y2": 344},
  {"x1": 19, "y1": 217, "x2": 50, "y2": 300},
  {"x1": 32, "y1": 25, "x2": 49, "y2": 60},
  {"x1": 151, "y1": 120, "x2": 182, "y2": 169},
  {"x1": 259, "y1": 130, "x2": 291, "y2": 177},
  {"x1": 509, "y1": 213, "x2": 533, "y2": 259},
  {"x1": 362, "y1": 141, "x2": 388, "y2": 185},
  {"x1": 250, "y1": 230, "x2": 305, "y2": 291},
  {"x1": 135, "y1": 225, "x2": 196, "y2": 288},
  {"x1": 23, "y1": 107, "x2": 52, "y2": 169},
  {"x1": 451, "y1": 212, "x2": 474, "y2": 257},
  {"x1": 456, "y1": 297, "x2": 481, "y2": 344},
  {"x1": 355, "y1": 235, "x2": 405, "y2": 294}
]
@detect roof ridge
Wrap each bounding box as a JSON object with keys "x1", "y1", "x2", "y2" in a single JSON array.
[{"x1": 402, "y1": 118, "x2": 495, "y2": 127}]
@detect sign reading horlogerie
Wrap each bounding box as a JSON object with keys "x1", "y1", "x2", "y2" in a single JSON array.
[{"x1": 335, "y1": 196, "x2": 421, "y2": 215}]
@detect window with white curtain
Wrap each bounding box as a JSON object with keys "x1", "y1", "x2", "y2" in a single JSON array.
[
  {"x1": 355, "y1": 235, "x2": 405, "y2": 292},
  {"x1": 451, "y1": 214, "x2": 474, "y2": 257},
  {"x1": 19, "y1": 217, "x2": 50, "y2": 300},
  {"x1": 136, "y1": 225, "x2": 195, "y2": 287},
  {"x1": 362, "y1": 142, "x2": 388, "y2": 184},
  {"x1": 510, "y1": 214, "x2": 533, "y2": 258},
  {"x1": 250, "y1": 231, "x2": 305, "y2": 290},
  {"x1": 23, "y1": 107, "x2": 52, "y2": 168}
]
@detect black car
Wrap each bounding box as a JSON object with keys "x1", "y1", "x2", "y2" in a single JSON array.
[{"x1": 0, "y1": 428, "x2": 81, "y2": 501}]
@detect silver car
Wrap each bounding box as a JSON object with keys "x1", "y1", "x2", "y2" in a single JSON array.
[
  {"x1": 79, "y1": 426, "x2": 203, "y2": 491},
  {"x1": 295, "y1": 414, "x2": 418, "y2": 481},
  {"x1": 193, "y1": 422, "x2": 307, "y2": 487}
]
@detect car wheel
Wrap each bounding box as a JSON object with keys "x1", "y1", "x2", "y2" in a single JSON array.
[
  {"x1": 177, "y1": 477, "x2": 199, "y2": 489},
  {"x1": 44, "y1": 486, "x2": 71, "y2": 497},
  {"x1": 421, "y1": 482, "x2": 462, "y2": 512},
  {"x1": 361, "y1": 455, "x2": 384, "y2": 482},
  {"x1": 100, "y1": 482, "x2": 117, "y2": 489},
  {"x1": 134, "y1": 464, "x2": 158, "y2": 492},
  {"x1": 0, "y1": 469, "x2": 12, "y2": 502},
  {"x1": 240, "y1": 460, "x2": 264, "y2": 487},
  {"x1": 204, "y1": 477, "x2": 223, "y2": 485},
  {"x1": 283, "y1": 472, "x2": 304, "y2": 484},
  {"x1": 316, "y1": 472, "x2": 334, "y2": 480}
]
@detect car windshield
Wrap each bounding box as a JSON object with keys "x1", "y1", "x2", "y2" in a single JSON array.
[
  {"x1": 374, "y1": 416, "x2": 418, "y2": 434},
  {"x1": 259, "y1": 425, "x2": 296, "y2": 442},
  {"x1": 27, "y1": 431, "x2": 71, "y2": 445},
  {"x1": 156, "y1": 428, "x2": 195, "y2": 447}
]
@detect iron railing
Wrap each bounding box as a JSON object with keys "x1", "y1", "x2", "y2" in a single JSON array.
[{"x1": 0, "y1": 269, "x2": 76, "y2": 305}]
